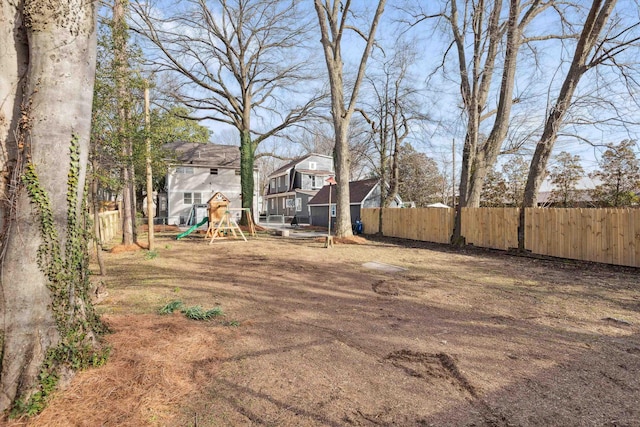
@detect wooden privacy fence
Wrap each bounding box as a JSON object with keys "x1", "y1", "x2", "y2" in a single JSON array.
[
  {"x1": 525, "y1": 208, "x2": 640, "y2": 267},
  {"x1": 461, "y1": 207, "x2": 519, "y2": 251},
  {"x1": 361, "y1": 207, "x2": 640, "y2": 268},
  {"x1": 361, "y1": 208, "x2": 455, "y2": 244},
  {"x1": 98, "y1": 210, "x2": 121, "y2": 244}
]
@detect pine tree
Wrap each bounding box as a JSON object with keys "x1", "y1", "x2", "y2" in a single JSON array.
[
  {"x1": 481, "y1": 168, "x2": 507, "y2": 207},
  {"x1": 590, "y1": 140, "x2": 640, "y2": 207},
  {"x1": 548, "y1": 152, "x2": 584, "y2": 207}
]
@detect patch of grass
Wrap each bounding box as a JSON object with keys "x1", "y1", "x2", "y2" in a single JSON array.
[
  {"x1": 223, "y1": 320, "x2": 241, "y2": 327},
  {"x1": 144, "y1": 250, "x2": 159, "y2": 260},
  {"x1": 159, "y1": 300, "x2": 183, "y2": 314},
  {"x1": 181, "y1": 306, "x2": 223, "y2": 321}
]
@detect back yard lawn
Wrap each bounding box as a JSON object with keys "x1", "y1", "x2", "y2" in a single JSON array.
[{"x1": 12, "y1": 233, "x2": 640, "y2": 426}]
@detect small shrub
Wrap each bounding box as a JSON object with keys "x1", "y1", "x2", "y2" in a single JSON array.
[
  {"x1": 159, "y1": 300, "x2": 183, "y2": 314},
  {"x1": 181, "y1": 306, "x2": 223, "y2": 321},
  {"x1": 144, "y1": 250, "x2": 159, "y2": 260}
]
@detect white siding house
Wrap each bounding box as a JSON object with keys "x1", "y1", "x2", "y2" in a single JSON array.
[{"x1": 164, "y1": 142, "x2": 258, "y2": 225}]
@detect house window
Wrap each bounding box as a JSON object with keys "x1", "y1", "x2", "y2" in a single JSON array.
[
  {"x1": 295, "y1": 198, "x2": 302, "y2": 212},
  {"x1": 270, "y1": 179, "x2": 276, "y2": 191},
  {"x1": 311, "y1": 175, "x2": 323, "y2": 189},
  {"x1": 177, "y1": 167, "x2": 194, "y2": 174},
  {"x1": 235, "y1": 169, "x2": 241, "y2": 176},
  {"x1": 210, "y1": 168, "x2": 218, "y2": 175},
  {"x1": 270, "y1": 198, "x2": 274, "y2": 209},
  {"x1": 184, "y1": 192, "x2": 201, "y2": 204},
  {"x1": 309, "y1": 161, "x2": 317, "y2": 170},
  {"x1": 330, "y1": 204, "x2": 336, "y2": 217},
  {"x1": 282, "y1": 198, "x2": 286, "y2": 209}
]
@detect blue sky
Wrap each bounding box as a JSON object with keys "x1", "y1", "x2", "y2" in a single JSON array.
[{"x1": 129, "y1": 0, "x2": 640, "y2": 180}]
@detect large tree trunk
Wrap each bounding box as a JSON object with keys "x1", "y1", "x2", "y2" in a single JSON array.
[
  {"x1": 239, "y1": 129, "x2": 255, "y2": 225},
  {"x1": 333, "y1": 117, "x2": 352, "y2": 237},
  {"x1": 465, "y1": 0, "x2": 518, "y2": 208},
  {"x1": 91, "y1": 173, "x2": 107, "y2": 275},
  {"x1": 450, "y1": 0, "x2": 541, "y2": 243},
  {"x1": 314, "y1": 0, "x2": 386, "y2": 238},
  {"x1": 121, "y1": 163, "x2": 134, "y2": 244},
  {"x1": 114, "y1": 0, "x2": 134, "y2": 245},
  {"x1": 519, "y1": 0, "x2": 617, "y2": 248},
  {"x1": 144, "y1": 85, "x2": 154, "y2": 251},
  {"x1": 0, "y1": 0, "x2": 104, "y2": 413},
  {"x1": 0, "y1": 1, "x2": 27, "y2": 381}
]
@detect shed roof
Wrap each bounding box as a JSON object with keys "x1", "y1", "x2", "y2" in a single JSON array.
[{"x1": 308, "y1": 178, "x2": 379, "y2": 206}]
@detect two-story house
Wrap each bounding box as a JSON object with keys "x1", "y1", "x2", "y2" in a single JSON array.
[
  {"x1": 163, "y1": 141, "x2": 259, "y2": 226},
  {"x1": 264, "y1": 153, "x2": 334, "y2": 222}
]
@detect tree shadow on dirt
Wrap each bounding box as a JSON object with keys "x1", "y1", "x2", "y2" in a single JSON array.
[{"x1": 94, "y1": 235, "x2": 640, "y2": 426}]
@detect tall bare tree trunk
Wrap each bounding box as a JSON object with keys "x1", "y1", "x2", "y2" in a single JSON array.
[
  {"x1": 114, "y1": 0, "x2": 134, "y2": 245},
  {"x1": 0, "y1": 0, "x2": 104, "y2": 413},
  {"x1": 144, "y1": 84, "x2": 154, "y2": 250},
  {"x1": 519, "y1": 0, "x2": 618, "y2": 249},
  {"x1": 314, "y1": 0, "x2": 386, "y2": 238},
  {"x1": 449, "y1": 0, "x2": 548, "y2": 243},
  {"x1": 91, "y1": 173, "x2": 107, "y2": 275}
]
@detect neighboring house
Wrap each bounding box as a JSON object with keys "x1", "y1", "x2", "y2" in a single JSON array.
[
  {"x1": 536, "y1": 176, "x2": 599, "y2": 207},
  {"x1": 264, "y1": 153, "x2": 334, "y2": 222},
  {"x1": 307, "y1": 178, "x2": 402, "y2": 228},
  {"x1": 163, "y1": 141, "x2": 258, "y2": 226}
]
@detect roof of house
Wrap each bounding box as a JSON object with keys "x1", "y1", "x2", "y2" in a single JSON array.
[
  {"x1": 536, "y1": 189, "x2": 596, "y2": 205},
  {"x1": 164, "y1": 141, "x2": 240, "y2": 167},
  {"x1": 268, "y1": 153, "x2": 333, "y2": 178},
  {"x1": 308, "y1": 178, "x2": 379, "y2": 205}
]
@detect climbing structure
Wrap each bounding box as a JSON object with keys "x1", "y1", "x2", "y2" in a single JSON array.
[{"x1": 207, "y1": 209, "x2": 247, "y2": 243}]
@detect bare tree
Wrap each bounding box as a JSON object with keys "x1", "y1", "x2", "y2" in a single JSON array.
[
  {"x1": 131, "y1": 0, "x2": 322, "y2": 222},
  {"x1": 294, "y1": 119, "x2": 373, "y2": 179},
  {"x1": 522, "y1": 0, "x2": 640, "y2": 217},
  {"x1": 313, "y1": 0, "x2": 387, "y2": 238},
  {"x1": 397, "y1": 145, "x2": 445, "y2": 206},
  {"x1": 409, "y1": 0, "x2": 560, "y2": 242},
  {"x1": 358, "y1": 44, "x2": 425, "y2": 231},
  {"x1": 1, "y1": 0, "x2": 106, "y2": 412},
  {"x1": 114, "y1": 0, "x2": 136, "y2": 245}
]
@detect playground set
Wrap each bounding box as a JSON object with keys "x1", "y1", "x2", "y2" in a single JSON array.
[{"x1": 176, "y1": 192, "x2": 256, "y2": 243}]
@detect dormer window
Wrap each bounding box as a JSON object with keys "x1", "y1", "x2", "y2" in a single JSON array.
[{"x1": 309, "y1": 161, "x2": 317, "y2": 170}]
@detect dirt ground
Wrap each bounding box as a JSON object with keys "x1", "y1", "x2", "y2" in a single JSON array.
[{"x1": 8, "y1": 231, "x2": 640, "y2": 426}]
